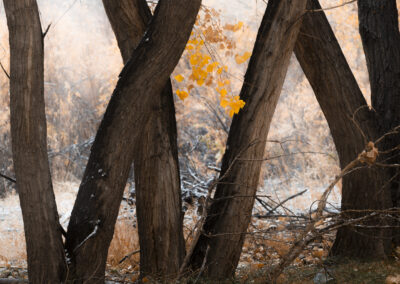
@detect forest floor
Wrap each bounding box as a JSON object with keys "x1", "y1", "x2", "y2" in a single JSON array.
[
  {"x1": 1, "y1": 258, "x2": 400, "y2": 283},
  {"x1": 1, "y1": 182, "x2": 397, "y2": 283}
]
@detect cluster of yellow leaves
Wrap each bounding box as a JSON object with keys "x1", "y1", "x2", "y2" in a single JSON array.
[
  {"x1": 217, "y1": 80, "x2": 246, "y2": 117},
  {"x1": 174, "y1": 11, "x2": 249, "y2": 117}
]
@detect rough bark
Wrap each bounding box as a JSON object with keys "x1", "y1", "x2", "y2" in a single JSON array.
[
  {"x1": 3, "y1": 0, "x2": 66, "y2": 282},
  {"x1": 294, "y1": 0, "x2": 392, "y2": 258},
  {"x1": 357, "y1": 0, "x2": 400, "y2": 245},
  {"x1": 189, "y1": 0, "x2": 307, "y2": 279},
  {"x1": 65, "y1": 1, "x2": 201, "y2": 282},
  {"x1": 102, "y1": 0, "x2": 185, "y2": 278},
  {"x1": 358, "y1": 0, "x2": 400, "y2": 133}
]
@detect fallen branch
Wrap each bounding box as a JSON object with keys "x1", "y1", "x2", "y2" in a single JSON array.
[{"x1": 118, "y1": 249, "x2": 140, "y2": 264}]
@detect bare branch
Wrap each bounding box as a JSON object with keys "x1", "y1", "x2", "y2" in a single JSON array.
[
  {"x1": 118, "y1": 250, "x2": 140, "y2": 264},
  {"x1": 0, "y1": 61, "x2": 10, "y2": 79},
  {"x1": 42, "y1": 23, "x2": 52, "y2": 38},
  {"x1": 0, "y1": 173, "x2": 16, "y2": 183},
  {"x1": 308, "y1": 0, "x2": 357, "y2": 13}
]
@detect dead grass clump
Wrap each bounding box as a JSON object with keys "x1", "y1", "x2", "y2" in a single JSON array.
[{"x1": 107, "y1": 218, "x2": 139, "y2": 270}]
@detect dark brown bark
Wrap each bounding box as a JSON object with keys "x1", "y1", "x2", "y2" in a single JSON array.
[
  {"x1": 358, "y1": 0, "x2": 400, "y2": 133},
  {"x1": 65, "y1": 0, "x2": 201, "y2": 282},
  {"x1": 294, "y1": 0, "x2": 392, "y2": 258},
  {"x1": 102, "y1": 0, "x2": 185, "y2": 278},
  {"x1": 3, "y1": 0, "x2": 66, "y2": 282},
  {"x1": 357, "y1": 0, "x2": 400, "y2": 245},
  {"x1": 189, "y1": 0, "x2": 307, "y2": 279}
]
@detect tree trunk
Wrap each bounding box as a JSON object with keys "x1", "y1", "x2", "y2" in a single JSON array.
[
  {"x1": 357, "y1": 0, "x2": 400, "y2": 245},
  {"x1": 294, "y1": 0, "x2": 392, "y2": 258},
  {"x1": 189, "y1": 0, "x2": 307, "y2": 279},
  {"x1": 65, "y1": 0, "x2": 201, "y2": 282},
  {"x1": 3, "y1": 0, "x2": 66, "y2": 282},
  {"x1": 102, "y1": 0, "x2": 185, "y2": 278}
]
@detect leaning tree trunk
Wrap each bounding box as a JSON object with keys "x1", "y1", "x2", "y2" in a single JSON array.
[
  {"x1": 102, "y1": 0, "x2": 185, "y2": 278},
  {"x1": 357, "y1": 0, "x2": 400, "y2": 245},
  {"x1": 65, "y1": 0, "x2": 201, "y2": 282},
  {"x1": 189, "y1": 0, "x2": 307, "y2": 279},
  {"x1": 294, "y1": 0, "x2": 392, "y2": 259},
  {"x1": 4, "y1": 0, "x2": 66, "y2": 282}
]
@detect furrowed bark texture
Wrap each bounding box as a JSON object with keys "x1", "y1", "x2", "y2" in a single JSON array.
[
  {"x1": 295, "y1": 0, "x2": 392, "y2": 258},
  {"x1": 357, "y1": 0, "x2": 400, "y2": 245},
  {"x1": 65, "y1": 1, "x2": 201, "y2": 282},
  {"x1": 4, "y1": 0, "x2": 66, "y2": 282},
  {"x1": 102, "y1": 0, "x2": 185, "y2": 277},
  {"x1": 189, "y1": 0, "x2": 307, "y2": 279}
]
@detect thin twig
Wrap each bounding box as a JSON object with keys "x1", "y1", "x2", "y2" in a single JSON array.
[
  {"x1": 267, "y1": 189, "x2": 308, "y2": 214},
  {"x1": 375, "y1": 125, "x2": 400, "y2": 145},
  {"x1": 269, "y1": 150, "x2": 362, "y2": 280},
  {"x1": 308, "y1": 0, "x2": 357, "y2": 13},
  {"x1": 194, "y1": 245, "x2": 210, "y2": 283},
  {"x1": 349, "y1": 105, "x2": 370, "y2": 144},
  {"x1": 0, "y1": 61, "x2": 10, "y2": 79},
  {"x1": 0, "y1": 173, "x2": 16, "y2": 183},
  {"x1": 42, "y1": 23, "x2": 51, "y2": 38},
  {"x1": 118, "y1": 250, "x2": 140, "y2": 264}
]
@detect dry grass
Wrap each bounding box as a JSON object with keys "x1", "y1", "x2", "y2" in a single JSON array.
[{"x1": 107, "y1": 218, "x2": 140, "y2": 270}]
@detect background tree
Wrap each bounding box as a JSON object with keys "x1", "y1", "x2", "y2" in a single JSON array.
[{"x1": 3, "y1": 0, "x2": 67, "y2": 282}]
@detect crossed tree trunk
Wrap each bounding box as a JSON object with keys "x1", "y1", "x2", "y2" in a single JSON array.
[{"x1": 102, "y1": 0, "x2": 185, "y2": 278}]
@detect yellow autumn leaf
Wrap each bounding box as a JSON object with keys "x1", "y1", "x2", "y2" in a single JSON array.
[
  {"x1": 242, "y1": 51, "x2": 251, "y2": 61},
  {"x1": 185, "y1": 44, "x2": 194, "y2": 51},
  {"x1": 235, "y1": 51, "x2": 251, "y2": 64},
  {"x1": 220, "y1": 99, "x2": 229, "y2": 108},
  {"x1": 190, "y1": 53, "x2": 201, "y2": 66},
  {"x1": 233, "y1": 21, "x2": 243, "y2": 32},
  {"x1": 219, "y1": 88, "x2": 227, "y2": 97},
  {"x1": 174, "y1": 74, "x2": 184, "y2": 82},
  {"x1": 176, "y1": 89, "x2": 189, "y2": 101},
  {"x1": 196, "y1": 79, "x2": 205, "y2": 86}
]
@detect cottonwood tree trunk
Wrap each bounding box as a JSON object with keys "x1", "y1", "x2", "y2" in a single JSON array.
[
  {"x1": 357, "y1": 0, "x2": 400, "y2": 245},
  {"x1": 65, "y1": 0, "x2": 201, "y2": 282},
  {"x1": 189, "y1": 0, "x2": 307, "y2": 279},
  {"x1": 4, "y1": 0, "x2": 66, "y2": 282},
  {"x1": 102, "y1": 0, "x2": 185, "y2": 278},
  {"x1": 294, "y1": 0, "x2": 392, "y2": 258}
]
